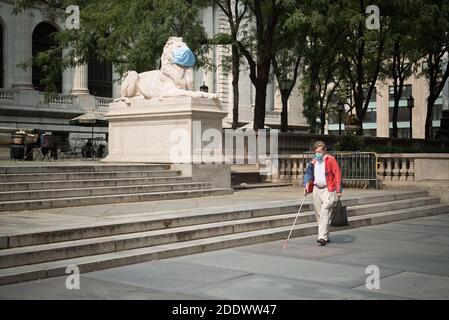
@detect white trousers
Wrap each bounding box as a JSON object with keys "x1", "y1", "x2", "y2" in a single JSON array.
[{"x1": 312, "y1": 186, "x2": 336, "y2": 241}]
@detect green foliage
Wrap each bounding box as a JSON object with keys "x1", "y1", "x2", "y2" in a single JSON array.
[
  {"x1": 14, "y1": 0, "x2": 210, "y2": 98},
  {"x1": 334, "y1": 134, "x2": 364, "y2": 151}
]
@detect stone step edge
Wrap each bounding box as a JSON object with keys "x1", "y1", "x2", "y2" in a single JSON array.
[
  {"x1": 0, "y1": 165, "x2": 171, "y2": 174},
  {"x1": 0, "y1": 192, "x2": 432, "y2": 248},
  {"x1": 0, "y1": 205, "x2": 447, "y2": 286},
  {"x1": 1, "y1": 201, "x2": 445, "y2": 266},
  {"x1": 0, "y1": 176, "x2": 192, "y2": 188},
  {"x1": 0, "y1": 182, "x2": 214, "y2": 196},
  {"x1": 0, "y1": 169, "x2": 180, "y2": 179},
  {"x1": 0, "y1": 187, "x2": 230, "y2": 206}
]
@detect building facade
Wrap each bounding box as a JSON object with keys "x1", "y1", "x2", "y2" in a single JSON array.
[
  {"x1": 327, "y1": 61, "x2": 448, "y2": 139},
  {"x1": 0, "y1": 1, "x2": 308, "y2": 148},
  {"x1": 1, "y1": 1, "x2": 447, "y2": 152}
]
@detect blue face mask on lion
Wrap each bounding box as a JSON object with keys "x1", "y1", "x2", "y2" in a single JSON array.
[{"x1": 172, "y1": 46, "x2": 196, "y2": 67}]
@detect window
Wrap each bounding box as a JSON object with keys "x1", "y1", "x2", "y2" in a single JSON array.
[
  {"x1": 433, "y1": 104, "x2": 443, "y2": 122},
  {"x1": 32, "y1": 23, "x2": 62, "y2": 93},
  {"x1": 389, "y1": 128, "x2": 411, "y2": 139},
  {"x1": 363, "y1": 87, "x2": 376, "y2": 102},
  {"x1": 389, "y1": 84, "x2": 412, "y2": 122},
  {"x1": 88, "y1": 57, "x2": 112, "y2": 97},
  {"x1": 389, "y1": 84, "x2": 412, "y2": 101}
]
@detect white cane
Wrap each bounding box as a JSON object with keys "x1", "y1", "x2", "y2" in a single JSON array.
[{"x1": 283, "y1": 194, "x2": 307, "y2": 250}]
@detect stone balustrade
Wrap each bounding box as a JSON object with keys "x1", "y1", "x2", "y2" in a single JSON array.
[
  {"x1": 377, "y1": 155, "x2": 415, "y2": 181},
  {"x1": 0, "y1": 90, "x2": 15, "y2": 101},
  {"x1": 45, "y1": 95, "x2": 74, "y2": 105},
  {"x1": 95, "y1": 97, "x2": 113, "y2": 111}
]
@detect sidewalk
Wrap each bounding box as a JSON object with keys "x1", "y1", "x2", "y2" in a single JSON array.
[{"x1": 1, "y1": 212, "x2": 448, "y2": 299}]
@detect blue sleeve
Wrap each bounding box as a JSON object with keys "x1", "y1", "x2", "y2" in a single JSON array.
[{"x1": 303, "y1": 162, "x2": 314, "y2": 187}]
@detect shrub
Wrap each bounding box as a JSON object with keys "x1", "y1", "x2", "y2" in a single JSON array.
[{"x1": 334, "y1": 134, "x2": 364, "y2": 151}]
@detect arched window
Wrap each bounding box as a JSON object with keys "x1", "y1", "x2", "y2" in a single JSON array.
[
  {"x1": 88, "y1": 57, "x2": 112, "y2": 97},
  {"x1": 32, "y1": 22, "x2": 62, "y2": 93},
  {"x1": 0, "y1": 21, "x2": 4, "y2": 88}
]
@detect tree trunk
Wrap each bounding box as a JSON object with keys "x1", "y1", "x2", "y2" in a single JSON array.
[
  {"x1": 231, "y1": 44, "x2": 240, "y2": 130},
  {"x1": 254, "y1": 83, "x2": 267, "y2": 130},
  {"x1": 281, "y1": 93, "x2": 288, "y2": 132},
  {"x1": 320, "y1": 112, "x2": 326, "y2": 135},
  {"x1": 391, "y1": 41, "x2": 400, "y2": 138},
  {"x1": 425, "y1": 98, "x2": 436, "y2": 139}
]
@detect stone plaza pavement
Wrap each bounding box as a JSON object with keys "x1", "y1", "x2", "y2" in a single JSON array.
[{"x1": 0, "y1": 186, "x2": 449, "y2": 299}]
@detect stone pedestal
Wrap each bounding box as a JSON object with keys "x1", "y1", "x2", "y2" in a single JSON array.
[{"x1": 103, "y1": 97, "x2": 231, "y2": 188}]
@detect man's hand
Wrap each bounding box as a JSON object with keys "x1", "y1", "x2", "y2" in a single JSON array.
[
  {"x1": 337, "y1": 192, "x2": 342, "y2": 198},
  {"x1": 304, "y1": 188, "x2": 308, "y2": 196}
]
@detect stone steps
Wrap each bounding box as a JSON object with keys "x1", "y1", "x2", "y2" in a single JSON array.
[
  {"x1": 1, "y1": 200, "x2": 448, "y2": 285},
  {"x1": 0, "y1": 176, "x2": 192, "y2": 192},
  {"x1": 0, "y1": 188, "x2": 233, "y2": 212},
  {"x1": 0, "y1": 164, "x2": 171, "y2": 175},
  {"x1": 0, "y1": 196, "x2": 441, "y2": 269},
  {"x1": 0, "y1": 182, "x2": 214, "y2": 201},
  {"x1": 0, "y1": 169, "x2": 181, "y2": 183},
  {"x1": 0, "y1": 164, "x2": 233, "y2": 212},
  {"x1": 1, "y1": 190, "x2": 430, "y2": 248}
]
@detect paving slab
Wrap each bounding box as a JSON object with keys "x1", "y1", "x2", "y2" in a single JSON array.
[
  {"x1": 170, "y1": 250, "x2": 403, "y2": 289},
  {"x1": 186, "y1": 273, "x2": 405, "y2": 300},
  {"x1": 84, "y1": 260, "x2": 251, "y2": 292},
  {"x1": 233, "y1": 241, "x2": 359, "y2": 260},
  {"x1": 353, "y1": 272, "x2": 449, "y2": 300},
  {"x1": 0, "y1": 276, "x2": 204, "y2": 300},
  {"x1": 367, "y1": 223, "x2": 449, "y2": 236},
  {"x1": 321, "y1": 250, "x2": 449, "y2": 277}
]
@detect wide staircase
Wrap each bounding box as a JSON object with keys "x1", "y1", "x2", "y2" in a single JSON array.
[
  {"x1": 0, "y1": 189, "x2": 448, "y2": 285},
  {"x1": 0, "y1": 163, "x2": 233, "y2": 212}
]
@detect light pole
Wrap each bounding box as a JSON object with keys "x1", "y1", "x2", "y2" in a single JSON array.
[
  {"x1": 407, "y1": 95, "x2": 414, "y2": 139},
  {"x1": 280, "y1": 79, "x2": 292, "y2": 132},
  {"x1": 200, "y1": 81, "x2": 209, "y2": 93},
  {"x1": 337, "y1": 102, "x2": 345, "y2": 136}
]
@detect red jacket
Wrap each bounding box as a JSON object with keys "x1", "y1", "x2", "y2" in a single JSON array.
[{"x1": 303, "y1": 154, "x2": 342, "y2": 194}]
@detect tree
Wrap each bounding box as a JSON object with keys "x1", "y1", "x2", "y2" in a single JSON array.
[
  {"x1": 212, "y1": 0, "x2": 248, "y2": 130},
  {"x1": 381, "y1": 0, "x2": 424, "y2": 138},
  {"x1": 13, "y1": 0, "x2": 210, "y2": 98},
  {"x1": 415, "y1": 0, "x2": 449, "y2": 139},
  {"x1": 272, "y1": 1, "x2": 307, "y2": 132},
  {"x1": 290, "y1": 0, "x2": 347, "y2": 134},
  {"x1": 341, "y1": 0, "x2": 387, "y2": 136},
  {"x1": 236, "y1": 0, "x2": 292, "y2": 130}
]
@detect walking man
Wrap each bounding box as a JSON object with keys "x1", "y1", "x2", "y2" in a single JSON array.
[{"x1": 303, "y1": 141, "x2": 342, "y2": 246}]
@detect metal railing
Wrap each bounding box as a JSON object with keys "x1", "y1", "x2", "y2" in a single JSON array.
[
  {"x1": 334, "y1": 152, "x2": 378, "y2": 188},
  {"x1": 267, "y1": 152, "x2": 379, "y2": 189}
]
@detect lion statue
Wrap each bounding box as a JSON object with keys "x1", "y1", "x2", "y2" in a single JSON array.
[{"x1": 116, "y1": 37, "x2": 217, "y2": 102}]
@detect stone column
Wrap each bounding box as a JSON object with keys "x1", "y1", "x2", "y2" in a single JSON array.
[
  {"x1": 70, "y1": 63, "x2": 89, "y2": 95},
  {"x1": 12, "y1": 9, "x2": 33, "y2": 90}
]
